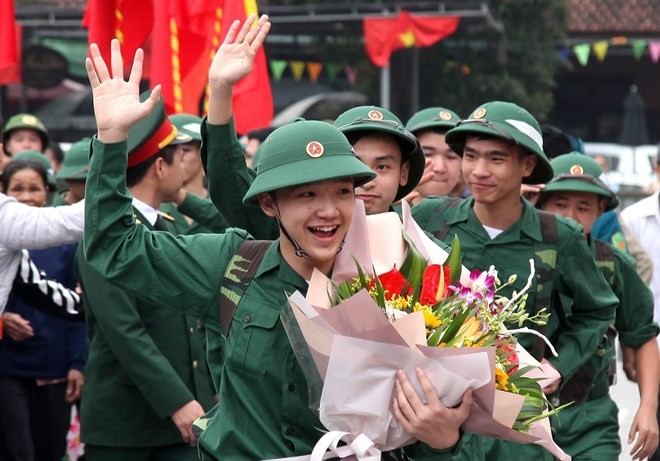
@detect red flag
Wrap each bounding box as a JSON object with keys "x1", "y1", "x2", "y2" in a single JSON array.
[
  {"x1": 364, "y1": 11, "x2": 460, "y2": 68},
  {"x1": 150, "y1": 0, "x2": 208, "y2": 114},
  {"x1": 0, "y1": 0, "x2": 21, "y2": 84},
  {"x1": 83, "y1": 0, "x2": 154, "y2": 72},
  {"x1": 219, "y1": 0, "x2": 274, "y2": 134}
]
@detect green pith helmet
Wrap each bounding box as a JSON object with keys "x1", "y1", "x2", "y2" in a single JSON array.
[
  {"x1": 243, "y1": 119, "x2": 376, "y2": 206},
  {"x1": 170, "y1": 113, "x2": 203, "y2": 142},
  {"x1": 56, "y1": 138, "x2": 91, "y2": 181},
  {"x1": 541, "y1": 152, "x2": 619, "y2": 211},
  {"x1": 9, "y1": 150, "x2": 56, "y2": 187},
  {"x1": 333, "y1": 105, "x2": 424, "y2": 201},
  {"x1": 127, "y1": 93, "x2": 192, "y2": 168},
  {"x1": 405, "y1": 107, "x2": 461, "y2": 134},
  {"x1": 445, "y1": 101, "x2": 553, "y2": 184},
  {"x1": 2, "y1": 113, "x2": 50, "y2": 152}
]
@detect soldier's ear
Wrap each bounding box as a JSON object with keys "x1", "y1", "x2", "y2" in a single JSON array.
[
  {"x1": 259, "y1": 192, "x2": 277, "y2": 217},
  {"x1": 521, "y1": 151, "x2": 537, "y2": 178}
]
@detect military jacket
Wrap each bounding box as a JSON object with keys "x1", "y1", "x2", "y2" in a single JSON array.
[
  {"x1": 77, "y1": 206, "x2": 215, "y2": 447},
  {"x1": 412, "y1": 196, "x2": 618, "y2": 381},
  {"x1": 160, "y1": 192, "x2": 228, "y2": 236},
  {"x1": 83, "y1": 138, "x2": 463, "y2": 460}
]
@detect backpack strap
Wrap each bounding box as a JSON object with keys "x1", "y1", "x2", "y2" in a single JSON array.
[
  {"x1": 219, "y1": 240, "x2": 271, "y2": 336},
  {"x1": 532, "y1": 210, "x2": 559, "y2": 359}
]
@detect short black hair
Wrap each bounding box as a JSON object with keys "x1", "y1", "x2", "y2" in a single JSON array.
[
  {"x1": 1, "y1": 159, "x2": 50, "y2": 192},
  {"x1": 126, "y1": 145, "x2": 177, "y2": 188},
  {"x1": 47, "y1": 143, "x2": 65, "y2": 165},
  {"x1": 246, "y1": 127, "x2": 276, "y2": 143}
]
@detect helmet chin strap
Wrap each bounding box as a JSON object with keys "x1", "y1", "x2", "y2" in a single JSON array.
[{"x1": 271, "y1": 193, "x2": 346, "y2": 260}]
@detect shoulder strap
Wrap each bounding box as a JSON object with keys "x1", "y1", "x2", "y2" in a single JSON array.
[
  {"x1": 594, "y1": 240, "x2": 616, "y2": 286},
  {"x1": 219, "y1": 240, "x2": 271, "y2": 336},
  {"x1": 532, "y1": 210, "x2": 559, "y2": 359},
  {"x1": 433, "y1": 197, "x2": 463, "y2": 241}
]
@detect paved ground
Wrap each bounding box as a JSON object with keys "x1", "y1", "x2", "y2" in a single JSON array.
[{"x1": 611, "y1": 350, "x2": 643, "y2": 461}]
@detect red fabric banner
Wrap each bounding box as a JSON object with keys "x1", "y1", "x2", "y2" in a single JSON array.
[
  {"x1": 0, "y1": 0, "x2": 21, "y2": 84},
  {"x1": 83, "y1": 0, "x2": 154, "y2": 73},
  {"x1": 219, "y1": 0, "x2": 274, "y2": 134},
  {"x1": 364, "y1": 11, "x2": 460, "y2": 68}
]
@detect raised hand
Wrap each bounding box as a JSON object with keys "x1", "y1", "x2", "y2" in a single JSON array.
[
  {"x1": 208, "y1": 14, "x2": 271, "y2": 90},
  {"x1": 85, "y1": 39, "x2": 161, "y2": 144}
]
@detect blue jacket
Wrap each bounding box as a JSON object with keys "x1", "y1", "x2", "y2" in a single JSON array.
[{"x1": 0, "y1": 243, "x2": 87, "y2": 379}]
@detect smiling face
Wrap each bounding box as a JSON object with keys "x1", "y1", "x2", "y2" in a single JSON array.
[
  {"x1": 540, "y1": 190, "x2": 606, "y2": 235},
  {"x1": 6, "y1": 167, "x2": 49, "y2": 207},
  {"x1": 415, "y1": 130, "x2": 461, "y2": 198},
  {"x1": 462, "y1": 135, "x2": 536, "y2": 208},
  {"x1": 259, "y1": 178, "x2": 355, "y2": 278},
  {"x1": 5, "y1": 129, "x2": 44, "y2": 156},
  {"x1": 352, "y1": 132, "x2": 409, "y2": 215}
]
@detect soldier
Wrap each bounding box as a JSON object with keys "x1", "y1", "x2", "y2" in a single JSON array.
[
  {"x1": 76, "y1": 96, "x2": 216, "y2": 461},
  {"x1": 412, "y1": 101, "x2": 618, "y2": 460},
  {"x1": 2, "y1": 113, "x2": 50, "y2": 159},
  {"x1": 161, "y1": 114, "x2": 228, "y2": 235},
  {"x1": 81, "y1": 15, "x2": 474, "y2": 460},
  {"x1": 55, "y1": 138, "x2": 91, "y2": 205},
  {"x1": 202, "y1": 103, "x2": 424, "y2": 240},
  {"x1": 536, "y1": 152, "x2": 659, "y2": 461},
  {"x1": 405, "y1": 107, "x2": 462, "y2": 204}
]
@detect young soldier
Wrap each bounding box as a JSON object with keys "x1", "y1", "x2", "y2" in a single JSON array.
[
  {"x1": 82, "y1": 16, "x2": 473, "y2": 460},
  {"x1": 55, "y1": 138, "x2": 91, "y2": 205},
  {"x1": 405, "y1": 107, "x2": 462, "y2": 204},
  {"x1": 2, "y1": 113, "x2": 50, "y2": 158},
  {"x1": 161, "y1": 114, "x2": 228, "y2": 235},
  {"x1": 537, "y1": 152, "x2": 659, "y2": 461},
  {"x1": 411, "y1": 101, "x2": 619, "y2": 460},
  {"x1": 76, "y1": 98, "x2": 216, "y2": 461}
]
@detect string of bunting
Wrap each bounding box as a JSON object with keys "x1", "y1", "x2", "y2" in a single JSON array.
[
  {"x1": 268, "y1": 59, "x2": 359, "y2": 84},
  {"x1": 560, "y1": 37, "x2": 660, "y2": 66}
]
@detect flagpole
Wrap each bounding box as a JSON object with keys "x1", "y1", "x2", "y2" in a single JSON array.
[{"x1": 380, "y1": 65, "x2": 390, "y2": 110}]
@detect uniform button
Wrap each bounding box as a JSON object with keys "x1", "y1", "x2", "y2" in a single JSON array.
[
  {"x1": 189, "y1": 327, "x2": 194, "y2": 334},
  {"x1": 193, "y1": 360, "x2": 199, "y2": 369},
  {"x1": 243, "y1": 314, "x2": 252, "y2": 323},
  {"x1": 286, "y1": 426, "x2": 296, "y2": 436},
  {"x1": 288, "y1": 383, "x2": 295, "y2": 392}
]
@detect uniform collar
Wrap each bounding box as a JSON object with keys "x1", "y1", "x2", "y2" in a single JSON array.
[
  {"x1": 459, "y1": 197, "x2": 543, "y2": 242},
  {"x1": 255, "y1": 239, "x2": 308, "y2": 288},
  {"x1": 132, "y1": 197, "x2": 158, "y2": 226}
]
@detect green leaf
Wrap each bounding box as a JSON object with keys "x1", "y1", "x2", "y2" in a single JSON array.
[
  {"x1": 400, "y1": 231, "x2": 427, "y2": 303},
  {"x1": 446, "y1": 235, "x2": 463, "y2": 285}
]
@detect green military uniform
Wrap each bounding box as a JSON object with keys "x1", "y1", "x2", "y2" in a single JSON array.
[
  {"x1": 77, "y1": 99, "x2": 215, "y2": 461},
  {"x1": 159, "y1": 193, "x2": 228, "y2": 235},
  {"x1": 52, "y1": 138, "x2": 91, "y2": 206},
  {"x1": 84, "y1": 119, "x2": 472, "y2": 460},
  {"x1": 412, "y1": 103, "x2": 618, "y2": 460},
  {"x1": 533, "y1": 153, "x2": 659, "y2": 461}
]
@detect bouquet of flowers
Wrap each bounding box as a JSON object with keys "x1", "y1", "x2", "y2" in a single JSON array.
[{"x1": 281, "y1": 201, "x2": 570, "y2": 461}]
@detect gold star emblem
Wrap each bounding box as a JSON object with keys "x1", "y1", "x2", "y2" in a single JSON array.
[
  {"x1": 439, "y1": 111, "x2": 452, "y2": 121},
  {"x1": 473, "y1": 108, "x2": 487, "y2": 119},
  {"x1": 570, "y1": 165, "x2": 584, "y2": 175},
  {"x1": 22, "y1": 115, "x2": 38, "y2": 125},
  {"x1": 306, "y1": 141, "x2": 324, "y2": 158},
  {"x1": 399, "y1": 29, "x2": 416, "y2": 48},
  {"x1": 367, "y1": 110, "x2": 383, "y2": 121}
]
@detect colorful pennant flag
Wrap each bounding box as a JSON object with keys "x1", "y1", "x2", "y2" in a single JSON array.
[
  {"x1": 344, "y1": 65, "x2": 358, "y2": 85},
  {"x1": 363, "y1": 11, "x2": 460, "y2": 67},
  {"x1": 306, "y1": 62, "x2": 323, "y2": 83},
  {"x1": 631, "y1": 39, "x2": 647, "y2": 61},
  {"x1": 289, "y1": 61, "x2": 305, "y2": 81},
  {"x1": 0, "y1": 0, "x2": 21, "y2": 84},
  {"x1": 325, "y1": 63, "x2": 341, "y2": 82},
  {"x1": 649, "y1": 41, "x2": 660, "y2": 63},
  {"x1": 557, "y1": 47, "x2": 571, "y2": 64},
  {"x1": 592, "y1": 40, "x2": 608, "y2": 62},
  {"x1": 269, "y1": 59, "x2": 287, "y2": 81},
  {"x1": 573, "y1": 43, "x2": 591, "y2": 66}
]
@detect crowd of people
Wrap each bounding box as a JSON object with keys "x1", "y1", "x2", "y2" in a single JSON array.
[{"x1": 0, "y1": 13, "x2": 658, "y2": 461}]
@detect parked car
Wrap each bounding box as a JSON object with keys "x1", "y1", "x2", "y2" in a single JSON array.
[{"x1": 584, "y1": 142, "x2": 658, "y2": 192}]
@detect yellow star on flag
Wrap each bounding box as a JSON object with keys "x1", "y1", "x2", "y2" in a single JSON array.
[{"x1": 399, "y1": 29, "x2": 416, "y2": 48}]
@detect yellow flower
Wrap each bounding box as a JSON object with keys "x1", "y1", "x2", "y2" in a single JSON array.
[
  {"x1": 457, "y1": 317, "x2": 482, "y2": 341},
  {"x1": 495, "y1": 367, "x2": 509, "y2": 391},
  {"x1": 422, "y1": 309, "x2": 441, "y2": 329}
]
